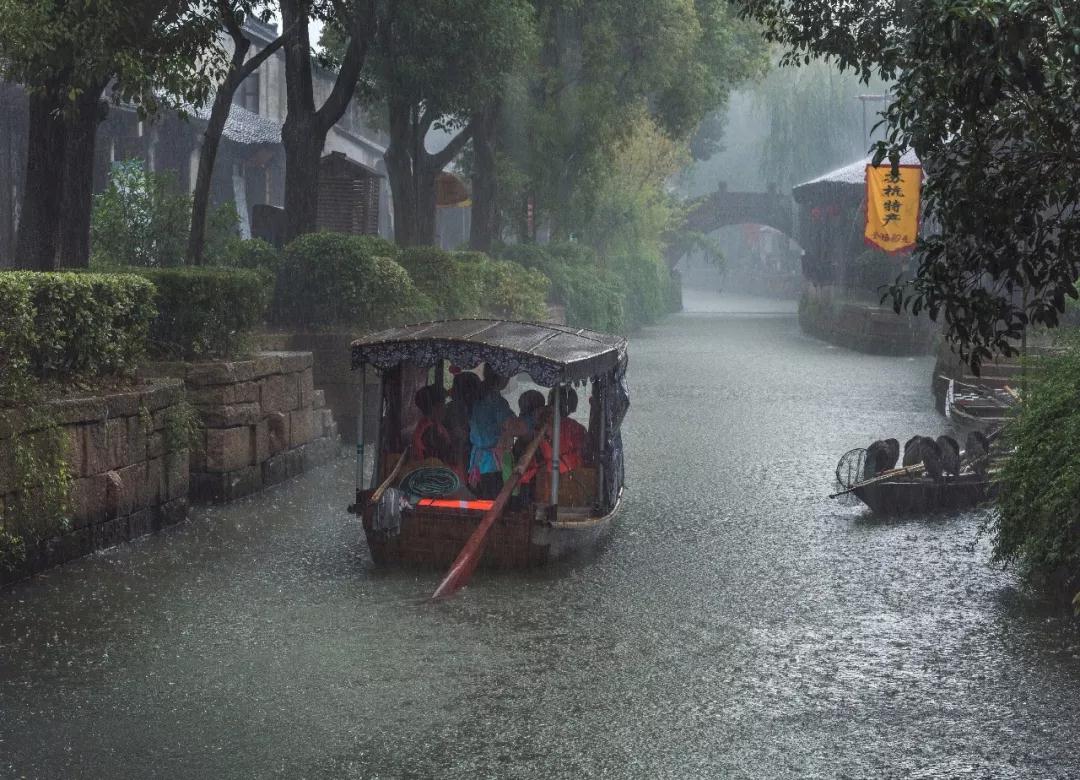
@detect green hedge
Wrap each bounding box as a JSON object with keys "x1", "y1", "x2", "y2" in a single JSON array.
[
  {"x1": 129, "y1": 268, "x2": 269, "y2": 360},
  {"x1": 216, "y1": 237, "x2": 283, "y2": 277},
  {"x1": 496, "y1": 243, "x2": 626, "y2": 332},
  {"x1": 0, "y1": 271, "x2": 156, "y2": 398},
  {"x1": 995, "y1": 335, "x2": 1080, "y2": 602},
  {"x1": 399, "y1": 247, "x2": 549, "y2": 322},
  {"x1": 272, "y1": 233, "x2": 430, "y2": 329}
]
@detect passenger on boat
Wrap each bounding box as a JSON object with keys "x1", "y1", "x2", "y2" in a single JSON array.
[
  {"x1": 517, "y1": 390, "x2": 546, "y2": 435},
  {"x1": 445, "y1": 370, "x2": 482, "y2": 470},
  {"x1": 411, "y1": 385, "x2": 453, "y2": 462},
  {"x1": 522, "y1": 387, "x2": 589, "y2": 486},
  {"x1": 468, "y1": 370, "x2": 520, "y2": 499}
]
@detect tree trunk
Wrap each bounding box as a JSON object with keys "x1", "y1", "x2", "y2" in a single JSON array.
[
  {"x1": 416, "y1": 161, "x2": 439, "y2": 247},
  {"x1": 281, "y1": 116, "x2": 326, "y2": 241},
  {"x1": 16, "y1": 88, "x2": 67, "y2": 270},
  {"x1": 280, "y1": 0, "x2": 373, "y2": 244},
  {"x1": 188, "y1": 57, "x2": 247, "y2": 265},
  {"x1": 57, "y1": 81, "x2": 108, "y2": 268},
  {"x1": 468, "y1": 102, "x2": 500, "y2": 251},
  {"x1": 384, "y1": 101, "x2": 473, "y2": 249},
  {"x1": 386, "y1": 100, "x2": 419, "y2": 247}
]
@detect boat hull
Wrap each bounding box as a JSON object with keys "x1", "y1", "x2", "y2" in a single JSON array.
[
  {"x1": 853, "y1": 474, "x2": 997, "y2": 515},
  {"x1": 359, "y1": 492, "x2": 619, "y2": 570}
]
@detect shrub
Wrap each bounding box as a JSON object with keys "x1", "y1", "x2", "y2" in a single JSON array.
[
  {"x1": 994, "y1": 334, "x2": 1080, "y2": 599},
  {"x1": 90, "y1": 159, "x2": 239, "y2": 268},
  {"x1": 496, "y1": 243, "x2": 626, "y2": 332},
  {"x1": 399, "y1": 247, "x2": 484, "y2": 319},
  {"x1": 0, "y1": 271, "x2": 156, "y2": 398},
  {"x1": 273, "y1": 233, "x2": 429, "y2": 329},
  {"x1": 130, "y1": 268, "x2": 269, "y2": 360},
  {"x1": 482, "y1": 255, "x2": 550, "y2": 322},
  {"x1": 400, "y1": 247, "x2": 548, "y2": 322},
  {"x1": 216, "y1": 237, "x2": 283, "y2": 277}
]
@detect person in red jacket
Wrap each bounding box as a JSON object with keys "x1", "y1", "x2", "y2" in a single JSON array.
[
  {"x1": 522, "y1": 386, "x2": 589, "y2": 487},
  {"x1": 411, "y1": 384, "x2": 452, "y2": 462}
]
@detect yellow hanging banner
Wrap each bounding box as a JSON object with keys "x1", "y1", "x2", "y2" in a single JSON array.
[{"x1": 864, "y1": 163, "x2": 922, "y2": 254}]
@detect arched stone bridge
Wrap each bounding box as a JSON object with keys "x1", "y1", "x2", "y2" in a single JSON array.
[{"x1": 669, "y1": 183, "x2": 796, "y2": 268}]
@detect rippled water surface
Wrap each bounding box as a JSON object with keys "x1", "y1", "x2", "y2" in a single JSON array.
[{"x1": 2, "y1": 291, "x2": 1079, "y2": 778}]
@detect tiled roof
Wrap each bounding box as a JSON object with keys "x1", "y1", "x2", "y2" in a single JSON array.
[
  {"x1": 795, "y1": 149, "x2": 921, "y2": 188},
  {"x1": 194, "y1": 102, "x2": 282, "y2": 146}
]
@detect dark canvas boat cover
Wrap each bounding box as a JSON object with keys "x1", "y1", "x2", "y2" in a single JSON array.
[{"x1": 351, "y1": 319, "x2": 628, "y2": 387}]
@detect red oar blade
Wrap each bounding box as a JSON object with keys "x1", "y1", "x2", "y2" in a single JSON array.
[
  {"x1": 430, "y1": 419, "x2": 552, "y2": 600},
  {"x1": 430, "y1": 511, "x2": 499, "y2": 599}
]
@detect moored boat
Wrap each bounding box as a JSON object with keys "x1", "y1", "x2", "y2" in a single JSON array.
[
  {"x1": 852, "y1": 473, "x2": 998, "y2": 515},
  {"x1": 347, "y1": 319, "x2": 629, "y2": 572}
]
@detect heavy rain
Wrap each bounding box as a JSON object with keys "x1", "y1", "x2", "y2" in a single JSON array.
[{"x1": 2, "y1": 0, "x2": 1080, "y2": 777}]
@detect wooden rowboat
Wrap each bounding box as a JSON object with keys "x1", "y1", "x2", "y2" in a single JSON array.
[
  {"x1": 348, "y1": 319, "x2": 630, "y2": 572},
  {"x1": 853, "y1": 473, "x2": 997, "y2": 515}
]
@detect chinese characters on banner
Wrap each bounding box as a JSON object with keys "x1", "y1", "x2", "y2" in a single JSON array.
[{"x1": 864, "y1": 163, "x2": 922, "y2": 253}]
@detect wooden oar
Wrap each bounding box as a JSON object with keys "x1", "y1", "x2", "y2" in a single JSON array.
[
  {"x1": 431, "y1": 420, "x2": 551, "y2": 600},
  {"x1": 829, "y1": 463, "x2": 925, "y2": 499},
  {"x1": 368, "y1": 447, "x2": 410, "y2": 506}
]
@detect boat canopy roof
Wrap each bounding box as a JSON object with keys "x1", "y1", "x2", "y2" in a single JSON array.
[{"x1": 351, "y1": 319, "x2": 628, "y2": 387}]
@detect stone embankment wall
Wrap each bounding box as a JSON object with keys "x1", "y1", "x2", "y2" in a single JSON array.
[
  {"x1": 259, "y1": 333, "x2": 371, "y2": 444},
  {"x1": 799, "y1": 284, "x2": 938, "y2": 356},
  {"x1": 149, "y1": 352, "x2": 339, "y2": 503},
  {"x1": 0, "y1": 379, "x2": 190, "y2": 586}
]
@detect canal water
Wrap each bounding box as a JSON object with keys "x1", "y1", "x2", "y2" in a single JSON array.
[{"x1": 2, "y1": 291, "x2": 1079, "y2": 778}]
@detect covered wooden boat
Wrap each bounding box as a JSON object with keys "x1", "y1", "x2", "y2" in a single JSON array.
[
  {"x1": 852, "y1": 472, "x2": 998, "y2": 515},
  {"x1": 945, "y1": 379, "x2": 1015, "y2": 433},
  {"x1": 347, "y1": 319, "x2": 629, "y2": 571}
]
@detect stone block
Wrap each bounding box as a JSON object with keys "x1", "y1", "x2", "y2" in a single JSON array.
[
  {"x1": 188, "y1": 381, "x2": 259, "y2": 406},
  {"x1": 165, "y1": 451, "x2": 190, "y2": 501},
  {"x1": 58, "y1": 528, "x2": 94, "y2": 564},
  {"x1": 143, "y1": 379, "x2": 184, "y2": 411},
  {"x1": 157, "y1": 498, "x2": 188, "y2": 529},
  {"x1": 312, "y1": 389, "x2": 326, "y2": 410},
  {"x1": 298, "y1": 369, "x2": 315, "y2": 409},
  {"x1": 271, "y1": 351, "x2": 313, "y2": 373},
  {"x1": 92, "y1": 516, "x2": 129, "y2": 551},
  {"x1": 128, "y1": 508, "x2": 155, "y2": 540},
  {"x1": 141, "y1": 458, "x2": 164, "y2": 509},
  {"x1": 303, "y1": 437, "x2": 340, "y2": 471},
  {"x1": 190, "y1": 466, "x2": 261, "y2": 503},
  {"x1": 147, "y1": 431, "x2": 165, "y2": 460},
  {"x1": 318, "y1": 408, "x2": 335, "y2": 438},
  {"x1": 262, "y1": 448, "x2": 304, "y2": 487},
  {"x1": 267, "y1": 412, "x2": 289, "y2": 455},
  {"x1": 72, "y1": 475, "x2": 107, "y2": 528},
  {"x1": 187, "y1": 360, "x2": 256, "y2": 387},
  {"x1": 260, "y1": 374, "x2": 298, "y2": 414},
  {"x1": 284, "y1": 448, "x2": 304, "y2": 478},
  {"x1": 289, "y1": 408, "x2": 314, "y2": 449},
  {"x1": 250, "y1": 353, "x2": 282, "y2": 379},
  {"x1": 85, "y1": 418, "x2": 129, "y2": 474},
  {"x1": 104, "y1": 390, "x2": 142, "y2": 419},
  {"x1": 198, "y1": 403, "x2": 262, "y2": 428},
  {"x1": 204, "y1": 426, "x2": 253, "y2": 473},
  {"x1": 127, "y1": 414, "x2": 148, "y2": 465},
  {"x1": 48, "y1": 395, "x2": 108, "y2": 426},
  {"x1": 253, "y1": 419, "x2": 270, "y2": 464},
  {"x1": 66, "y1": 426, "x2": 86, "y2": 477}
]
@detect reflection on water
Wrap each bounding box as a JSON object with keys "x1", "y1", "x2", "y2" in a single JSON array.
[{"x1": 1, "y1": 290, "x2": 1078, "y2": 778}]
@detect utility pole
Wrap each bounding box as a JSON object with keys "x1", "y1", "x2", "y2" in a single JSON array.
[{"x1": 857, "y1": 94, "x2": 888, "y2": 147}]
